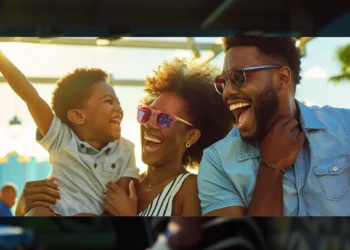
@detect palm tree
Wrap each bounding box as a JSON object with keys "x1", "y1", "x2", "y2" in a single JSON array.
[{"x1": 329, "y1": 44, "x2": 350, "y2": 84}]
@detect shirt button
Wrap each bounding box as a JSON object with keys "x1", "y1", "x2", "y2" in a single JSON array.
[
  {"x1": 333, "y1": 166, "x2": 338, "y2": 172},
  {"x1": 94, "y1": 163, "x2": 97, "y2": 168},
  {"x1": 111, "y1": 163, "x2": 116, "y2": 169}
]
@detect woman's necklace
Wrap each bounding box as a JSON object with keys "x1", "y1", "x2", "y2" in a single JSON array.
[{"x1": 145, "y1": 172, "x2": 184, "y2": 188}]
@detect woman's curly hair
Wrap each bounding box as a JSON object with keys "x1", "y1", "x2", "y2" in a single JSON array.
[{"x1": 140, "y1": 57, "x2": 233, "y2": 168}]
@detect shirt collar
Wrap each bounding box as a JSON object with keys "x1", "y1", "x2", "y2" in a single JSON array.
[
  {"x1": 237, "y1": 138, "x2": 260, "y2": 161},
  {"x1": 296, "y1": 100, "x2": 326, "y2": 130},
  {"x1": 77, "y1": 137, "x2": 119, "y2": 155},
  {"x1": 236, "y1": 99, "x2": 325, "y2": 161}
]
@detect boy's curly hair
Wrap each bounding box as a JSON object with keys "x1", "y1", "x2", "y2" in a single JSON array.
[{"x1": 51, "y1": 68, "x2": 109, "y2": 124}]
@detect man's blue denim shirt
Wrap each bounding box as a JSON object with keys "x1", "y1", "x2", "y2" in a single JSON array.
[{"x1": 198, "y1": 100, "x2": 350, "y2": 216}]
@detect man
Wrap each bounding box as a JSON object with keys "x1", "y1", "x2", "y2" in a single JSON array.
[
  {"x1": 198, "y1": 37, "x2": 350, "y2": 216},
  {"x1": 0, "y1": 183, "x2": 17, "y2": 216}
]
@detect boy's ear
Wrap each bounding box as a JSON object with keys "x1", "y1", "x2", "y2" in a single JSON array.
[{"x1": 67, "y1": 109, "x2": 86, "y2": 125}]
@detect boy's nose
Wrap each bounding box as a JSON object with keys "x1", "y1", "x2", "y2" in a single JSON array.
[{"x1": 115, "y1": 105, "x2": 123, "y2": 115}]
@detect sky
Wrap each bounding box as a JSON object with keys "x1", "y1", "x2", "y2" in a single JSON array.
[{"x1": 0, "y1": 37, "x2": 350, "y2": 174}]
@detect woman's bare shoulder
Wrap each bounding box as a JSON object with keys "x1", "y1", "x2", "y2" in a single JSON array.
[
  {"x1": 184, "y1": 173, "x2": 197, "y2": 185},
  {"x1": 181, "y1": 174, "x2": 198, "y2": 196}
]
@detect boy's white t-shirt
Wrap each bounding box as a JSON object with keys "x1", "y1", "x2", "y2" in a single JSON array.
[{"x1": 36, "y1": 116, "x2": 140, "y2": 216}]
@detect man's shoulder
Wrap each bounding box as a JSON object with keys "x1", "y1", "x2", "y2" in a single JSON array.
[
  {"x1": 204, "y1": 128, "x2": 240, "y2": 152},
  {"x1": 0, "y1": 201, "x2": 11, "y2": 216},
  {"x1": 309, "y1": 104, "x2": 350, "y2": 128},
  {"x1": 202, "y1": 128, "x2": 242, "y2": 165},
  {"x1": 0, "y1": 200, "x2": 6, "y2": 209},
  {"x1": 307, "y1": 103, "x2": 349, "y2": 115}
]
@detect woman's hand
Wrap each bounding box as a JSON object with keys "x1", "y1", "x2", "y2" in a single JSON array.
[
  {"x1": 15, "y1": 176, "x2": 60, "y2": 216},
  {"x1": 104, "y1": 181, "x2": 137, "y2": 216}
]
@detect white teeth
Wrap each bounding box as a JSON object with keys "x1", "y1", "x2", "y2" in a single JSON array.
[
  {"x1": 144, "y1": 135, "x2": 162, "y2": 143},
  {"x1": 111, "y1": 118, "x2": 121, "y2": 123},
  {"x1": 229, "y1": 102, "x2": 250, "y2": 111}
]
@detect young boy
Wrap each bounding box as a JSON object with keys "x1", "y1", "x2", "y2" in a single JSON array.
[{"x1": 0, "y1": 50, "x2": 139, "y2": 216}]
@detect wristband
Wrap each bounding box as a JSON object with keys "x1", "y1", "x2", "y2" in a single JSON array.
[{"x1": 261, "y1": 160, "x2": 285, "y2": 173}]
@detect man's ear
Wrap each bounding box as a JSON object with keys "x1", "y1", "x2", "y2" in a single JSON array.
[{"x1": 275, "y1": 66, "x2": 292, "y2": 91}]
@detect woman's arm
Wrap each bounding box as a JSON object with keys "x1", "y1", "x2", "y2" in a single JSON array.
[
  {"x1": 16, "y1": 177, "x2": 60, "y2": 216},
  {"x1": 179, "y1": 174, "x2": 201, "y2": 216}
]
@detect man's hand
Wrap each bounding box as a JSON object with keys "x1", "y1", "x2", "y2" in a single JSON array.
[
  {"x1": 259, "y1": 118, "x2": 305, "y2": 170},
  {"x1": 104, "y1": 181, "x2": 137, "y2": 216},
  {"x1": 15, "y1": 176, "x2": 60, "y2": 216}
]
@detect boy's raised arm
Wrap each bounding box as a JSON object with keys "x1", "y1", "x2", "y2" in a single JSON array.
[{"x1": 0, "y1": 50, "x2": 54, "y2": 136}]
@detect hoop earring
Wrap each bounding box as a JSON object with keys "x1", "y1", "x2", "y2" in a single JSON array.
[{"x1": 186, "y1": 142, "x2": 191, "y2": 148}]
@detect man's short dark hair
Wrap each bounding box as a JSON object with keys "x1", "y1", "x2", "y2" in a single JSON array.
[
  {"x1": 52, "y1": 68, "x2": 109, "y2": 124},
  {"x1": 222, "y1": 37, "x2": 302, "y2": 86}
]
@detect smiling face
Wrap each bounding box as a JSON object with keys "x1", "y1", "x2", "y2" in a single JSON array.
[
  {"x1": 222, "y1": 46, "x2": 280, "y2": 143},
  {"x1": 141, "y1": 92, "x2": 194, "y2": 168},
  {"x1": 82, "y1": 81, "x2": 124, "y2": 142}
]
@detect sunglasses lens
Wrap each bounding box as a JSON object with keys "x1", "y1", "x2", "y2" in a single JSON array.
[
  {"x1": 157, "y1": 113, "x2": 174, "y2": 129},
  {"x1": 137, "y1": 107, "x2": 152, "y2": 124},
  {"x1": 232, "y1": 70, "x2": 246, "y2": 88},
  {"x1": 214, "y1": 76, "x2": 226, "y2": 94}
]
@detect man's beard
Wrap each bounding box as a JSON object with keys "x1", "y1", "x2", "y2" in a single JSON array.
[{"x1": 241, "y1": 81, "x2": 279, "y2": 144}]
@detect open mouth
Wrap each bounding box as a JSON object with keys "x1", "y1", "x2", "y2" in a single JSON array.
[
  {"x1": 143, "y1": 133, "x2": 163, "y2": 153},
  {"x1": 110, "y1": 116, "x2": 122, "y2": 125},
  {"x1": 144, "y1": 133, "x2": 162, "y2": 144},
  {"x1": 110, "y1": 116, "x2": 122, "y2": 134},
  {"x1": 229, "y1": 102, "x2": 252, "y2": 127}
]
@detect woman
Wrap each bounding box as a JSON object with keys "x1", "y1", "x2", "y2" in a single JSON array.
[{"x1": 15, "y1": 57, "x2": 233, "y2": 217}]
